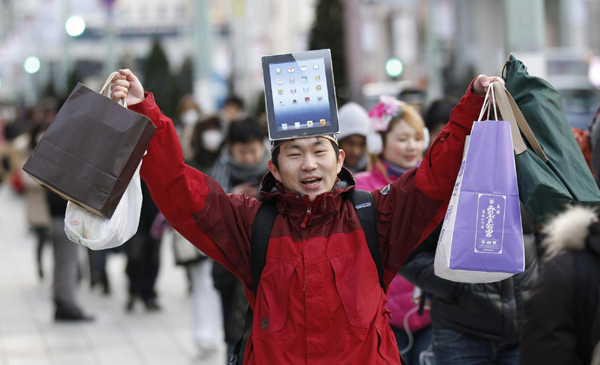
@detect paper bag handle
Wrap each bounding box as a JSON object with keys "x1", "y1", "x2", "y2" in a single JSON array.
[
  {"x1": 493, "y1": 82, "x2": 548, "y2": 162},
  {"x1": 100, "y1": 71, "x2": 128, "y2": 109}
]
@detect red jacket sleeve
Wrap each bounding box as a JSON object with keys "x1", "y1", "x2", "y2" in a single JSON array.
[
  {"x1": 373, "y1": 80, "x2": 484, "y2": 282},
  {"x1": 129, "y1": 93, "x2": 257, "y2": 288}
]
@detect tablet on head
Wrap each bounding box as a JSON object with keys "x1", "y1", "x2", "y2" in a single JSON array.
[{"x1": 262, "y1": 49, "x2": 340, "y2": 141}]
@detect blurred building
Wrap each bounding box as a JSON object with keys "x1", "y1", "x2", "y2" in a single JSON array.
[{"x1": 0, "y1": 0, "x2": 599, "y2": 112}]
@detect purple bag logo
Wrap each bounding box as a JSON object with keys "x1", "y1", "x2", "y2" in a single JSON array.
[{"x1": 475, "y1": 194, "x2": 506, "y2": 254}]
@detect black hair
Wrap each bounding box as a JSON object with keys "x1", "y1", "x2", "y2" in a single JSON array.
[
  {"x1": 423, "y1": 98, "x2": 457, "y2": 131},
  {"x1": 398, "y1": 88, "x2": 426, "y2": 105},
  {"x1": 224, "y1": 95, "x2": 245, "y2": 110},
  {"x1": 227, "y1": 118, "x2": 264, "y2": 145},
  {"x1": 271, "y1": 139, "x2": 340, "y2": 170}
]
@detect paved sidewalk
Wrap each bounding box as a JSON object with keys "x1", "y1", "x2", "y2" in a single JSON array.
[{"x1": 0, "y1": 185, "x2": 227, "y2": 365}]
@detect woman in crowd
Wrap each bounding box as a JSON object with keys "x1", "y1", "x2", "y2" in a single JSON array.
[{"x1": 354, "y1": 96, "x2": 434, "y2": 365}]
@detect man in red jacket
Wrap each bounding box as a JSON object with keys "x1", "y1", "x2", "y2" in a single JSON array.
[{"x1": 111, "y1": 69, "x2": 499, "y2": 364}]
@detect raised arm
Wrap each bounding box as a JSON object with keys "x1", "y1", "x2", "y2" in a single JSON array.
[
  {"x1": 372, "y1": 76, "x2": 497, "y2": 281},
  {"x1": 113, "y1": 69, "x2": 258, "y2": 288}
]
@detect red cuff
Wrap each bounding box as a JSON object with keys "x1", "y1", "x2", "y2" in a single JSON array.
[{"x1": 128, "y1": 92, "x2": 162, "y2": 128}]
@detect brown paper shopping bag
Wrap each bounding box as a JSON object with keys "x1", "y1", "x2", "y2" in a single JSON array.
[{"x1": 23, "y1": 72, "x2": 156, "y2": 218}]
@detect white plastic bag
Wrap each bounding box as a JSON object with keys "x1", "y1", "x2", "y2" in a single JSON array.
[{"x1": 64, "y1": 162, "x2": 142, "y2": 250}]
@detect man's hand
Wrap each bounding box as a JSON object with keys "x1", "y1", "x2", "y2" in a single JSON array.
[
  {"x1": 472, "y1": 75, "x2": 505, "y2": 97},
  {"x1": 110, "y1": 69, "x2": 145, "y2": 106},
  {"x1": 231, "y1": 183, "x2": 260, "y2": 198}
]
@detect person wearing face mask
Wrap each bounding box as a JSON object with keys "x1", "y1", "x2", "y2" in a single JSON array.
[
  {"x1": 354, "y1": 97, "x2": 434, "y2": 365},
  {"x1": 189, "y1": 116, "x2": 225, "y2": 172},
  {"x1": 176, "y1": 96, "x2": 203, "y2": 161},
  {"x1": 173, "y1": 115, "x2": 226, "y2": 358}
]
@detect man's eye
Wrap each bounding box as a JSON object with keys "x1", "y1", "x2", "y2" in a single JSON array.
[
  {"x1": 288, "y1": 154, "x2": 300, "y2": 157},
  {"x1": 315, "y1": 150, "x2": 326, "y2": 154}
]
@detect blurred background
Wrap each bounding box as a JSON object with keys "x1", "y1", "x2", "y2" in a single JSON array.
[
  {"x1": 1, "y1": 0, "x2": 600, "y2": 364},
  {"x1": 1, "y1": 0, "x2": 600, "y2": 124}
]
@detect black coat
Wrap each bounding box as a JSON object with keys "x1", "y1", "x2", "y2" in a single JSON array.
[
  {"x1": 519, "y1": 209, "x2": 600, "y2": 365},
  {"x1": 400, "y1": 213, "x2": 538, "y2": 343}
]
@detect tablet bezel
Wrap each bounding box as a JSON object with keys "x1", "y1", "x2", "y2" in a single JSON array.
[{"x1": 262, "y1": 49, "x2": 340, "y2": 141}]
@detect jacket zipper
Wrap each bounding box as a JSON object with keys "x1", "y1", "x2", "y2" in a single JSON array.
[{"x1": 300, "y1": 205, "x2": 312, "y2": 228}]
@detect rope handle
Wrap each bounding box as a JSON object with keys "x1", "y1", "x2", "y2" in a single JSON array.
[
  {"x1": 99, "y1": 71, "x2": 128, "y2": 108},
  {"x1": 493, "y1": 82, "x2": 548, "y2": 161}
]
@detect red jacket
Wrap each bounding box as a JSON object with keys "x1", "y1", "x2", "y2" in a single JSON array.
[
  {"x1": 129, "y1": 83, "x2": 483, "y2": 364},
  {"x1": 356, "y1": 166, "x2": 432, "y2": 332}
]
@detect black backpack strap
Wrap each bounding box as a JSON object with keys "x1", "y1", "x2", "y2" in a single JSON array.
[
  {"x1": 229, "y1": 199, "x2": 278, "y2": 365},
  {"x1": 345, "y1": 189, "x2": 386, "y2": 293}
]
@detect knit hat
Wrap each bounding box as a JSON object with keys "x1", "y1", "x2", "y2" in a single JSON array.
[{"x1": 338, "y1": 102, "x2": 370, "y2": 141}]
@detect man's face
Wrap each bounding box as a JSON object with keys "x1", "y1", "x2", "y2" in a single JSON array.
[
  {"x1": 230, "y1": 140, "x2": 265, "y2": 166},
  {"x1": 268, "y1": 137, "x2": 345, "y2": 202},
  {"x1": 338, "y1": 134, "x2": 366, "y2": 168}
]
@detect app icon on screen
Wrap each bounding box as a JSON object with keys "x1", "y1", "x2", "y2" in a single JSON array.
[
  {"x1": 277, "y1": 79, "x2": 282, "y2": 84},
  {"x1": 302, "y1": 76, "x2": 308, "y2": 82},
  {"x1": 289, "y1": 77, "x2": 295, "y2": 83},
  {"x1": 317, "y1": 95, "x2": 323, "y2": 100},
  {"x1": 320, "y1": 119, "x2": 326, "y2": 125},
  {"x1": 315, "y1": 75, "x2": 320, "y2": 81},
  {"x1": 303, "y1": 87, "x2": 309, "y2": 92},
  {"x1": 301, "y1": 66, "x2": 307, "y2": 72},
  {"x1": 278, "y1": 89, "x2": 284, "y2": 95},
  {"x1": 282, "y1": 123, "x2": 288, "y2": 130},
  {"x1": 288, "y1": 67, "x2": 294, "y2": 73},
  {"x1": 307, "y1": 120, "x2": 314, "y2": 127},
  {"x1": 295, "y1": 122, "x2": 301, "y2": 128},
  {"x1": 292, "y1": 98, "x2": 298, "y2": 104},
  {"x1": 291, "y1": 88, "x2": 297, "y2": 94},
  {"x1": 316, "y1": 85, "x2": 322, "y2": 91},
  {"x1": 305, "y1": 97, "x2": 310, "y2": 102},
  {"x1": 276, "y1": 69, "x2": 281, "y2": 74},
  {"x1": 279, "y1": 100, "x2": 285, "y2": 106},
  {"x1": 314, "y1": 64, "x2": 319, "y2": 70}
]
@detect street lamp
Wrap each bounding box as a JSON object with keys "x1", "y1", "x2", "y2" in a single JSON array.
[
  {"x1": 386, "y1": 58, "x2": 403, "y2": 78},
  {"x1": 24, "y1": 57, "x2": 41, "y2": 74},
  {"x1": 65, "y1": 16, "x2": 86, "y2": 37}
]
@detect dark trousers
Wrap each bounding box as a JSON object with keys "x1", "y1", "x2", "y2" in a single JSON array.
[
  {"x1": 125, "y1": 232, "x2": 161, "y2": 300},
  {"x1": 432, "y1": 323, "x2": 519, "y2": 365}
]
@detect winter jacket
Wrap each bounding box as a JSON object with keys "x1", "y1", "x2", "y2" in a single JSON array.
[
  {"x1": 400, "y1": 208, "x2": 538, "y2": 343},
  {"x1": 355, "y1": 164, "x2": 432, "y2": 332},
  {"x1": 520, "y1": 206, "x2": 600, "y2": 365},
  {"x1": 128, "y1": 82, "x2": 483, "y2": 365}
]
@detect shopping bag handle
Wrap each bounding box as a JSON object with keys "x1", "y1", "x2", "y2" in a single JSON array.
[
  {"x1": 99, "y1": 71, "x2": 128, "y2": 109},
  {"x1": 493, "y1": 82, "x2": 548, "y2": 162}
]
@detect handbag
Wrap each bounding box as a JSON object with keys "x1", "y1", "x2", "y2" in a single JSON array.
[
  {"x1": 434, "y1": 84, "x2": 525, "y2": 283},
  {"x1": 23, "y1": 72, "x2": 156, "y2": 218},
  {"x1": 503, "y1": 55, "x2": 600, "y2": 222}
]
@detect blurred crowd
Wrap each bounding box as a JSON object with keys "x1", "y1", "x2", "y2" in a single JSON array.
[{"x1": 1, "y1": 81, "x2": 600, "y2": 365}]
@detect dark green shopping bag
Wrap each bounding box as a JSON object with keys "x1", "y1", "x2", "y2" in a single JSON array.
[{"x1": 503, "y1": 55, "x2": 600, "y2": 222}]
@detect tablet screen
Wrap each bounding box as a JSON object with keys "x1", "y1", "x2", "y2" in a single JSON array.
[
  {"x1": 269, "y1": 58, "x2": 331, "y2": 132},
  {"x1": 262, "y1": 50, "x2": 339, "y2": 141}
]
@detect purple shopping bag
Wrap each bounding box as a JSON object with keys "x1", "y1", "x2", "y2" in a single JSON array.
[{"x1": 434, "y1": 119, "x2": 524, "y2": 283}]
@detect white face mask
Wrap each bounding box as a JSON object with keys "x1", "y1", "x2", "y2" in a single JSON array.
[
  {"x1": 202, "y1": 130, "x2": 224, "y2": 152},
  {"x1": 181, "y1": 110, "x2": 200, "y2": 126}
]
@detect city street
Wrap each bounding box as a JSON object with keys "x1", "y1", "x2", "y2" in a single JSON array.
[{"x1": 0, "y1": 184, "x2": 226, "y2": 365}]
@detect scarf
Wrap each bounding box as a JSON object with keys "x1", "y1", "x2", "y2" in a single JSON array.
[{"x1": 210, "y1": 147, "x2": 270, "y2": 193}]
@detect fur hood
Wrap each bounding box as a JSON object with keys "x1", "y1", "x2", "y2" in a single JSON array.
[{"x1": 543, "y1": 206, "x2": 599, "y2": 258}]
